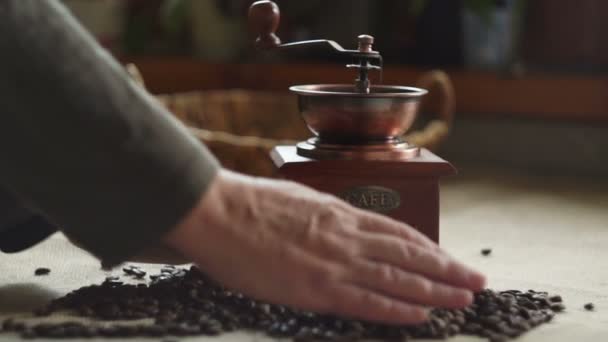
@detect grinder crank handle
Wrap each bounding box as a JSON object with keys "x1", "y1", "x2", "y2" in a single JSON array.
[{"x1": 248, "y1": 0, "x2": 380, "y2": 59}]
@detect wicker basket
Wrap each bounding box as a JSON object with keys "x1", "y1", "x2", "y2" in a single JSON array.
[{"x1": 126, "y1": 64, "x2": 455, "y2": 178}]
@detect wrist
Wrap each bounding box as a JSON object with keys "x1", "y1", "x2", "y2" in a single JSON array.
[{"x1": 162, "y1": 169, "x2": 240, "y2": 261}]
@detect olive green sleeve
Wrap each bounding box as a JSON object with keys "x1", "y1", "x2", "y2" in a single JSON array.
[
  {"x1": 0, "y1": 187, "x2": 58, "y2": 253},
  {"x1": 0, "y1": 0, "x2": 220, "y2": 267}
]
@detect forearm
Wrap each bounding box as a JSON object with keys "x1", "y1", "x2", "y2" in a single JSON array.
[{"x1": 0, "y1": 0, "x2": 219, "y2": 266}]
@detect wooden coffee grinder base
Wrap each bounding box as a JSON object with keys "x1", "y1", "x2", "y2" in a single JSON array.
[{"x1": 270, "y1": 146, "x2": 456, "y2": 244}]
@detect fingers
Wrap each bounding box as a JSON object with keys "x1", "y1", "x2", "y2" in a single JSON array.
[
  {"x1": 347, "y1": 259, "x2": 473, "y2": 309},
  {"x1": 359, "y1": 234, "x2": 486, "y2": 292},
  {"x1": 324, "y1": 284, "x2": 430, "y2": 325}
]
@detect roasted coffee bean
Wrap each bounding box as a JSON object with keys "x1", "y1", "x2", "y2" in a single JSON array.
[
  {"x1": 463, "y1": 323, "x2": 482, "y2": 334},
  {"x1": 463, "y1": 307, "x2": 477, "y2": 319},
  {"x1": 141, "y1": 324, "x2": 167, "y2": 337},
  {"x1": 529, "y1": 316, "x2": 544, "y2": 327},
  {"x1": 45, "y1": 327, "x2": 66, "y2": 338},
  {"x1": 132, "y1": 269, "x2": 147, "y2": 278},
  {"x1": 519, "y1": 298, "x2": 539, "y2": 310},
  {"x1": 115, "y1": 325, "x2": 138, "y2": 337},
  {"x1": 33, "y1": 307, "x2": 52, "y2": 317},
  {"x1": 103, "y1": 276, "x2": 122, "y2": 286},
  {"x1": 489, "y1": 333, "x2": 509, "y2": 342},
  {"x1": 10, "y1": 322, "x2": 26, "y2": 332},
  {"x1": 122, "y1": 265, "x2": 136, "y2": 273},
  {"x1": 21, "y1": 329, "x2": 37, "y2": 339},
  {"x1": 584, "y1": 303, "x2": 595, "y2": 311},
  {"x1": 448, "y1": 324, "x2": 461, "y2": 335},
  {"x1": 62, "y1": 324, "x2": 84, "y2": 338},
  {"x1": 267, "y1": 322, "x2": 290, "y2": 337},
  {"x1": 201, "y1": 324, "x2": 222, "y2": 336},
  {"x1": 481, "y1": 248, "x2": 492, "y2": 256},
  {"x1": 34, "y1": 267, "x2": 50, "y2": 276},
  {"x1": 123, "y1": 265, "x2": 147, "y2": 278},
  {"x1": 453, "y1": 315, "x2": 466, "y2": 326},
  {"x1": 482, "y1": 315, "x2": 502, "y2": 327},
  {"x1": 519, "y1": 308, "x2": 532, "y2": 319},
  {"x1": 513, "y1": 321, "x2": 531, "y2": 332},
  {"x1": 294, "y1": 327, "x2": 314, "y2": 341},
  {"x1": 82, "y1": 326, "x2": 98, "y2": 337},
  {"x1": 549, "y1": 295, "x2": 563, "y2": 303},
  {"x1": 480, "y1": 329, "x2": 494, "y2": 337},
  {"x1": 32, "y1": 323, "x2": 54, "y2": 335}
]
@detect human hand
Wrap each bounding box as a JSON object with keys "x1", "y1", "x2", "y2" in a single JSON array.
[{"x1": 164, "y1": 169, "x2": 485, "y2": 325}]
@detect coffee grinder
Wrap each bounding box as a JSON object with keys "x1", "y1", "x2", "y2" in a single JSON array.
[{"x1": 249, "y1": 1, "x2": 456, "y2": 243}]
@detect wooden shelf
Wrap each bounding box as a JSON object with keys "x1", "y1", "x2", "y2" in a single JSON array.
[{"x1": 127, "y1": 57, "x2": 608, "y2": 122}]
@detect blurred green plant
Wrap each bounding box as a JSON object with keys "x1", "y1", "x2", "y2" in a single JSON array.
[
  {"x1": 408, "y1": 0, "x2": 428, "y2": 17},
  {"x1": 161, "y1": 0, "x2": 190, "y2": 35},
  {"x1": 123, "y1": 0, "x2": 192, "y2": 55}
]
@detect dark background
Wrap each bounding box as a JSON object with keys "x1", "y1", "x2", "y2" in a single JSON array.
[
  {"x1": 62, "y1": 0, "x2": 608, "y2": 176},
  {"x1": 103, "y1": 0, "x2": 608, "y2": 71}
]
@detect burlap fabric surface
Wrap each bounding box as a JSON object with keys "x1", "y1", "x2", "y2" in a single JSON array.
[{"x1": 1, "y1": 168, "x2": 607, "y2": 341}]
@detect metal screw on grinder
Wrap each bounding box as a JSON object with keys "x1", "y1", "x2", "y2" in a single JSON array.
[{"x1": 357, "y1": 34, "x2": 374, "y2": 53}]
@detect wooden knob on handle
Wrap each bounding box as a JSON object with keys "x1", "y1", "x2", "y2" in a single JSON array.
[{"x1": 248, "y1": 0, "x2": 281, "y2": 49}]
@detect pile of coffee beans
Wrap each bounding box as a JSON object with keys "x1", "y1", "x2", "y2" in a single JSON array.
[{"x1": 1, "y1": 265, "x2": 565, "y2": 341}]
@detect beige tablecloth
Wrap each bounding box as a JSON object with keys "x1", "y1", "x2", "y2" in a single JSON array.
[{"x1": 1, "y1": 168, "x2": 607, "y2": 341}]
